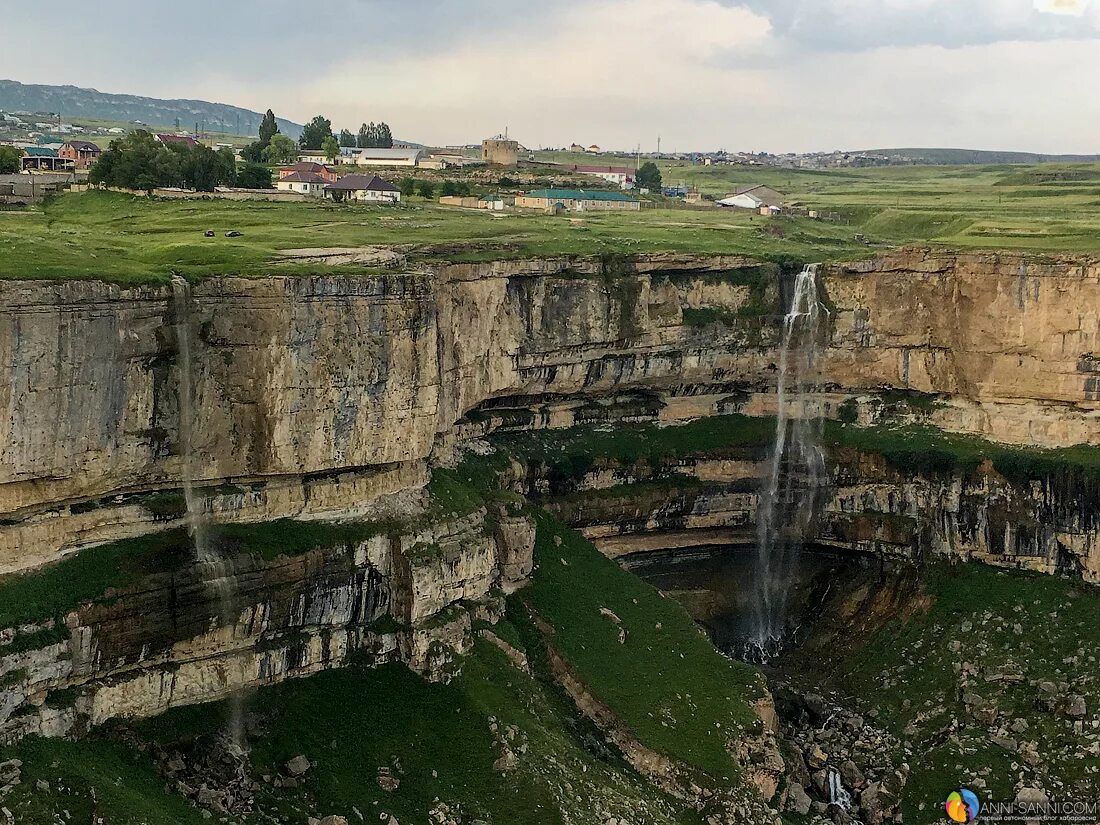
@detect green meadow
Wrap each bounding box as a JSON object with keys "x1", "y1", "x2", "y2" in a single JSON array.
[{"x1": 2, "y1": 159, "x2": 1099, "y2": 285}]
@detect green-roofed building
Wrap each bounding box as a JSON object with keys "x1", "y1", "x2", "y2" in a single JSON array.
[{"x1": 516, "y1": 187, "x2": 640, "y2": 212}]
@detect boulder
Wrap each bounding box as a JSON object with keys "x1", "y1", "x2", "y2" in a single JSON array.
[
  {"x1": 786, "y1": 782, "x2": 812, "y2": 816},
  {"x1": 839, "y1": 759, "x2": 865, "y2": 789},
  {"x1": 283, "y1": 755, "x2": 311, "y2": 777}
]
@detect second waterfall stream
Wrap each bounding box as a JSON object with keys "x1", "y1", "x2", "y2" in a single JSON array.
[
  {"x1": 747, "y1": 263, "x2": 830, "y2": 661},
  {"x1": 172, "y1": 276, "x2": 246, "y2": 749}
]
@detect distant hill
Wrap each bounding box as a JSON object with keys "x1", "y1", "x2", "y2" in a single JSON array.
[
  {"x1": 862, "y1": 147, "x2": 1100, "y2": 165},
  {"x1": 0, "y1": 79, "x2": 303, "y2": 139}
]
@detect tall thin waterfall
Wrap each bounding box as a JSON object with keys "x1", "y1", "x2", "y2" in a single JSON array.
[
  {"x1": 172, "y1": 277, "x2": 245, "y2": 748},
  {"x1": 747, "y1": 264, "x2": 829, "y2": 661}
]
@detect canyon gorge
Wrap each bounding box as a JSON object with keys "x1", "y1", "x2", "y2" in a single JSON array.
[{"x1": 1, "y1": 247, "x2": 1098, "y2": 825}]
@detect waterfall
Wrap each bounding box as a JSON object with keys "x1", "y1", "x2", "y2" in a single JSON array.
[
  {"x1": 172, "y1": 277, "x2": 245, "y2": 749},
  {"x1": 747, "y1": 264, "x2": 829, "y2": 662}
]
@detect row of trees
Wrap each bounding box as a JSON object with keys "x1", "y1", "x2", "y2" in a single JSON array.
[
  {"x1": 301, "y1": 115, "x2": 393, "y2": 151},
  {"x1": 89, "y1": 131, "x2": 271, "y2": 191}
]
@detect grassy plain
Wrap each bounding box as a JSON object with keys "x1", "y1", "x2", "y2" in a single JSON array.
[{"x1": 3, "y1": 157, "x2": 1100, "y2": 284}]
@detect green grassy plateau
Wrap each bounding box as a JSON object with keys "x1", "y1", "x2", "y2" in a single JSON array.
[{"x1": 4, "y1": 157, "x2": 1100, "y2": 284}]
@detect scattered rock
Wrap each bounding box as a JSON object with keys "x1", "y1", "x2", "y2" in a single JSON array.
[
  {"x1": 284, "y1": 755, "x2": 311, "y2": 777},
  {"x1": 839, "y1": 759, "x2": 865, "y2": 789},
  {"x1": 1065, "y1": 695, "x2": 1086, "y2": 718},
  {"x1": 806, "y1": 745, "x2": 828, "y2": 770},
  {"x1": 319, "y1": 817, "x2": 349, "y2": 825},
  {"x1": 786, "y1": 782, "x2": 812, "y2": 816},
  {"x1": 376, "y1": 767, "x2": 400, "y2": 792}
]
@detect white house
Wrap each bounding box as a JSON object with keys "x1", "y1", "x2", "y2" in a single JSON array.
[
  {"x1": 275, "y1": 170, "x2": 329, "y2": 196},
  {"x1": 297, "y1": 151, "x2": 336, "y2": 166},
  {"x1": 338, "y1": 147, "x2": 427, "y2": 167},
  {"x1": 716, "y1": 185, "x2": 785, "y2": 210},
  {"x1": 325, "y1": 174, "x2": 401, "y2": 203},
  {"x1": 563, "y1": 164, "x2": 635, "y2": 189}
]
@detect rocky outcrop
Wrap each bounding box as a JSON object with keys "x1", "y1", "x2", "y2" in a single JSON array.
[
  {"x1": 0, "y1": 502, "x2": 536, "y2": 743},
  {"x1": 523, "y1": 446, "x2": 1100, "y2": 585},
  {"x1": 2, "y1": 250, "x2": 1098, "y2": 577}
]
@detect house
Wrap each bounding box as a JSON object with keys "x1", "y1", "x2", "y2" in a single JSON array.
[
  {"x1": 21, "y1": 146, "x2": 74, "y2": 172},
  {"x1": 479, "y1": 194, "x2": 506, "y2": 211},
  {"x1": 716, "y1": 185, "x2": 785, "y2": 210},
  {"x1": 586, "y1": 145, "x2": 601, "y2": 153},
  {"x1": 515, "y1": 188, "x2": 639, "y2": 212},
  {"x1": 155, "y1": 134, "x2": 200, "y2": 149},
  {"x1": 337, "y1": 147, "x2": 427, "y2": 167},
  {"x1": 562, "y1": 164, "x2": 635, "y2": 189},
  {"x1": 298, "y1": 151, "x2": 337, "y2": 165},
  {"x1": 325, "y1": 174, "x2": 401, "y2": 203},
  {"x1": 57, "y1": 140, "x2": 102, "y2": 170},
  {"x1": 569, "y1": 143, "x2": 585, "y2": 153},
  {"x1": 274, "y1": 170, "x2": 329, "y2": 196},
  {"x1": 279, "y1": 162, "x2": 338, "y2": 183}
]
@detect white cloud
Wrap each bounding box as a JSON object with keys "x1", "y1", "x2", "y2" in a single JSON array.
[
  {"x1": 1035, "y1": 0, "x2": 1088, "y2": 14},
  {"x1": 729, "y1": 0, "x2": 1100, "y2": 49},
  {"x1": 2, "y1": 0, "x2": 1100, "y2": 153}
]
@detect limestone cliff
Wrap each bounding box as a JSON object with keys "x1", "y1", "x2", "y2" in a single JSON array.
[{"x1": 3, "y1": 249, "x2": 1097, "y2": 579}]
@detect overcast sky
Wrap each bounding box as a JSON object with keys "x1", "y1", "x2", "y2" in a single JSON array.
[{"x1": 2, "y1": 0, "x2": 1098, "y2": 153}]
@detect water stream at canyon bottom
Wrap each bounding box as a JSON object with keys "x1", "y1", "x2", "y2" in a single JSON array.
[
  {"x1": 172, "y1": 277, "x2": 246, "y2": 749},
  {"x1": 747, "y1": 263, "x2": 829, "y2": 662}
]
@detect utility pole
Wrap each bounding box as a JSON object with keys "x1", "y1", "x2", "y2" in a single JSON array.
[{"x1": 657, "y1": 135, "x2": 661, "y2": 157}]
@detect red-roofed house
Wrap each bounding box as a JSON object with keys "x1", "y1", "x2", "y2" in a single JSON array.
[
  {"x1": 58, "y1": 140, "x2": 102, "y2": 170},
  {"x1": 278, "y1": 162, "x2": 338, "y2": 184},
  {"x1": 155, "y1": 134, "x2": 200, "y2": 149}
]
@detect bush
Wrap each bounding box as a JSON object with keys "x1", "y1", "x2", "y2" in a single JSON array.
[{"x1": 415, "y1": 180, "x2": 435, "y2": 199}]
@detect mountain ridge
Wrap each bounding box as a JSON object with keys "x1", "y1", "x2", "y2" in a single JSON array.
[{"x1": 0, "y1": 79, "x2": 303, "y2": 138}]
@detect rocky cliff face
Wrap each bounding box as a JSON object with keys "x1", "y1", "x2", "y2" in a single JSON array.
[
  {"x1": 519, "y1": 444, "x2": 1099, "y2": 585},
  {"x1": 0, "y1": 499, "x2": 535, "y2": 744},
  {"x1": 824, "y1": 250, "x2": 1100, "y2": 447},
  {"x1": 3, "y1": 249, "x2": 1097, "y2": 579}
]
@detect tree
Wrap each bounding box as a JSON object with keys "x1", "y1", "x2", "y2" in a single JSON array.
[
  {"x1": 264, "y1": 134, "x2": 298, "y2": 165},
  {"x1": 241, "y1": 141, "x2": 266, "y2": 164},
  {"x1": 339, "y1": 129, "x2": 356, "y2": 148},
  {"x1": 376, "y1": 122, "x2": 393, "y2": 149},
  {"x1": 636, "y1": 162, "x2": 662, "y2": 191},
  {"x1": 397, "y1": 177, "x2": 417, "y2": 197},
  {"x1": 0, "y1": 145, "x2": 21, "y2": 174},
  {"x1": 356, "y1": 121, "x2": 395, "y2": 148},
  {"x1": 88, "y1": 130, "x2": 235, "y2": 192},
  {"x1": 415, "y1": 180, "x2": 435, "y2": 199},
  {"x1": 299, "y1": 115, "x2": 333, "y2": 149},
  {"x1": 258, "y1": 109, "x2": 279, "y2": 147},
  {"x1": 90, "y1": 131, "x2": 163, "y2": 191},
  {"x1": 321, "y1": 135, "x2": 340, "y2": 163},
  {"x1": 236, "y1": 162, "x2": 273, "y2": 189}
]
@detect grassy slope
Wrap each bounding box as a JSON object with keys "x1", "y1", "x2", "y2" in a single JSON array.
[
  {"x1": 782, "y1": 563, "x2": 1100, "y2": 820},
  {"x1": 519, "y1": 514, "x2": 764, "y2": 781}
]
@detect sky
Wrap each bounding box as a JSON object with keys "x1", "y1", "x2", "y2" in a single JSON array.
[{"x1": 1, "y1": 0, "x2": 1098, "y2": 153}]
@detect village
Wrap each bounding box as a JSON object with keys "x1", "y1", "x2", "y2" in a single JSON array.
[{"x1": 0, "y1": 110, "x2": 804, "y2": 216}]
